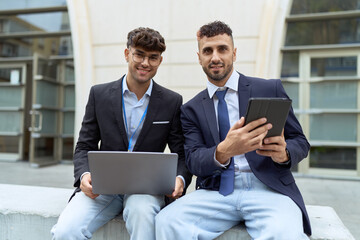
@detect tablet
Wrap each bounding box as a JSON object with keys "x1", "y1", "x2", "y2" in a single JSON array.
[{"x1": 244, "y1": 98, "x2": 292, "y2": 138}]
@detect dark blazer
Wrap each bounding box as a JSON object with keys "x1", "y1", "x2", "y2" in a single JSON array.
[
  {"x1": 72, "y1": 76, "x2": 192, "y2": 198},
  {"x1": 180, "y1": 73, "x2": 311, "y2": 235}
]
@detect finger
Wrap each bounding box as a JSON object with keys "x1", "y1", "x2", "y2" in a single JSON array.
[
  {"x1": 172, "y1": 184, "x2": 183, "y2": 198},
  {"x1": 259, "y1": 143, "x2": 282, "y2": 152},
  {"x1": 247, "y1": 123, "x2": 272, "y2": 140},
  {"x1": 80, "y1": 176, "x2": 99, "y2": 199},
  {"x1": 256, "y1": 149, "x2": 274, "y2": 157},
  {"x1": 243, "y1": 117, "x2": 267, "y2": 132},
  {"x1": 263, "y1": 136, "x2": 283, "y2": 145},
  {"x1": 172, "y1": 189, "x2": 180, "y2": 198},
  {"x1": 264, "y1": 129, "x2": 286, "y2": 143},
  {"x1": 84, "y1": 186, "x2": 99, "y2": 199},
  {"x1": 249, "y1": 129, "x2": 269, "y2": 147},
  {"x1": 87, "y1": 193, "x2": 98, "y2": 199},
  {"x1": 169, "y1": 189, "x2": 180, "y2": 199},
  {"x1": 89, "y1": 193, "x2": 99, "y2": 199}
]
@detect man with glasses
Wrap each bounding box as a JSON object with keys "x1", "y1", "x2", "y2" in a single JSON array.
[{"x1": 51, "y1": 27, "x2": 192, "y2": 240}]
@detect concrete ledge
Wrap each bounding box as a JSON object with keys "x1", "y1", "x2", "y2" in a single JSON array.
[{"x1": 0, "y1": 184, "x2": 355, "y2": 240}]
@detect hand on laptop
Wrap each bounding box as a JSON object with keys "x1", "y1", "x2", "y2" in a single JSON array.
[
  {"x1": 80, "y1": 173, "x2": 100, "y2": 199},
  {"x1": 168, "y1": 176, "x2": 184, "y2": 199}
]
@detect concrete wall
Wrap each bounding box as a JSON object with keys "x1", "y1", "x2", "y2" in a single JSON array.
[{"x1": 66, "y1": 0, "x2": 291, "y2": 141}]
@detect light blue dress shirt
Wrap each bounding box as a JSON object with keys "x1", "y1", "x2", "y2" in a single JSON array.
[{"x1": 122, "y1": 75, "x2": 152, "y2": 151}]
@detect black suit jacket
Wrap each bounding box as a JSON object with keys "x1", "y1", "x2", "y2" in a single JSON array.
[
  {"x1": 180, "y1": 73, "x2": 311, "y2": 235},
  {"x1": 72, "y1": 76, "x2": 192, "y2": 198}
]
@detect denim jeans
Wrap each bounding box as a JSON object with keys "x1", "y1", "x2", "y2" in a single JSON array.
[
  {"x1": 51, "y1": 192, "x2": 164, "y2": 240},
  {"x1": 156, "y1": 172, "x2": 309, "y2": 240}
]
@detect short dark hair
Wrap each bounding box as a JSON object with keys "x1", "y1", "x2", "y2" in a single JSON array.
[
  {"x1": 197, "y1": 21, "x2": 233, "y2": 40},
  {"x1": 127, "y1": 27, "x2": 166, "y2": 53}
]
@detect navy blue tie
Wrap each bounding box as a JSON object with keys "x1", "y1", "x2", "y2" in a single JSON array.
[{"x1": 215, "y1": 89, "x2": 234, "y2": 196}]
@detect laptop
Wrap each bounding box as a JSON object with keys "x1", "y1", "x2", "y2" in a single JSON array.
[{"x1": 88, "y1": 151, "x2": 178, "y2": 195}]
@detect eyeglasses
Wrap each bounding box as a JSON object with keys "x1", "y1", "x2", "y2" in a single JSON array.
[{"x1": 129, "y1": 48, "x2": 162, "y2": 67}]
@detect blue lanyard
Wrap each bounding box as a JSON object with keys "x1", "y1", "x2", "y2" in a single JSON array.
[{"x1": 122, "y1": 88, "x2": 149, "y2": 152}]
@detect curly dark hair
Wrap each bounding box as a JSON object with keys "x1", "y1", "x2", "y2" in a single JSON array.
[
  {"x1": 127, "y1": 27, "x2": 166, "y2": 52},
  {"x1": 197, "y1": 21, "x2": 233, "y2": 40}
]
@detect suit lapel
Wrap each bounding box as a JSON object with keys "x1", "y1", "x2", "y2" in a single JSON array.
[
  {"x1": 133, "y1": 81, "x2": 161, "y2": 150},
  {"x1": 202, "y1": 91, "x2": 220, "y2": 144},
  {"x1": 110, "y1": 76, "x2": 129, "y2": 147},
  {"x1": 238, "y1": 73, "x2": 251, "y2": 117}
]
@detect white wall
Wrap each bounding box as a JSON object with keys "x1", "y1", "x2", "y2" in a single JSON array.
[{"x1": 67, "y1": 0, "x2": 291, "y2": 140}]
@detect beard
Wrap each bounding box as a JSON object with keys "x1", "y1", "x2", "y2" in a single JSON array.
[{"x1": 202, "y1": 62, "x2": 233, "y2": 82}]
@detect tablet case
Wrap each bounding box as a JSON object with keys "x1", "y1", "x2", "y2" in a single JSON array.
[{"x1": 244, "y1": 98, "x2": 292, "y2": 138}]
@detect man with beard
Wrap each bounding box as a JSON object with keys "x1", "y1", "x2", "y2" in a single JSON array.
[{"x1": 156, "y1": 21, "x2": 311, "y2": 239}]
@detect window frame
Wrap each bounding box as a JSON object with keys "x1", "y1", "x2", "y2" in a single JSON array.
[{"x1": 282, "y1": 49, "x2": 360, "y2": 176}]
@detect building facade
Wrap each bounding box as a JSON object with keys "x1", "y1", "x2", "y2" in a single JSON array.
[
  {"x1": 0, "y1": 0, "x2": 359, "y2": 177},
  {"x1": 0, "y1": 0, "x2": 74, "y2": 167}
]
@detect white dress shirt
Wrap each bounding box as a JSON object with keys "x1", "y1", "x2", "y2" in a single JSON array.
[{"x1": 207, "y1": 70, "x2": 251, "y2": 172}]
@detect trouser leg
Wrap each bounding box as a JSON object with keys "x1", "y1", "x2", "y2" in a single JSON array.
[
  {"x1": 51, "y1": 192, "x2": 124, "y2": 240},
  {"x1": 123, "y1": 194, "x2": 165, "y2": 240},
  {"x1": 240, "y1": 173, "x2": 309, "y2": 240},
  {"x1": 156, "y1": 189, "x2": 240, "y2": 240}
]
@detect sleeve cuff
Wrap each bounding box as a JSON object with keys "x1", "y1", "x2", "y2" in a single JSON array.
[
  {"x1": 80, "y1": 172, "x2": 90, "y2": 181},
  {"x1": 176, "y1": 175, "x2": 186, "y2": 187},
  {"x1": 277, "y1": 148, "x2": 291, "y2": 165},
  {"x1": 213, "y1": 150, "x2": 230, "y2": 168},
  {"x1": 277, "y1": 159, "x2": 291, "y2": 165}
]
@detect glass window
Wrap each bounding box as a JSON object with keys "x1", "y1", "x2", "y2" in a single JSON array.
[
  {"x1": 36, "y1": 110, "x2": 57, "y2": 135},
  {"x1": 0, "y1": 67, "x2": 22, "y2": 84},
  {"x1": 311, "y1": 56, "x2": 357, "y2": 77},
  {"x1": 282, "y1": 82, "x2": 299, "y2": 109},
  {"x1": 37, "y1": 59, "x2": 58, "y2": 79},
  {"x1": 0, "y1": 111, "x2": 22, "y2": 133},
  {"x1": 310, "y1": 114, "x2": 357, "y2": 142},
  {"x1": 0, "y1": 136, "x2": 19, "y2": 153},
  {"x1": 64, "y1": 86, "x2": 75, "y2": 108},
  {"x1": 63, "y1": 112, "x2": 74, "y2": 135},
  {"x1": 33, "y1": 137, "x2": 54, "y2": 157},
  {"x1": 281, "y1": 52, "x2": 299, "y2": 78},
  {"x1": 310, "y1": 147, "x2": 356, "y2": 170},
  {"x1": 62, "y1": 137, "x2": 73, "y2": 160},
  {"x1": 285, "y1": 18, "x2": 360, "y2": 46},
  {"x1": 291, "y1": 0, "x2": 360, "y2": 14},
  {"x1": 0, "y1": 87, "x2": 23, "y2": 107},
  {"x1": 64, "y1": 61, "x2": 74, "y2": 82},
  {"x1": 310, "y1": 81, "x2": 357, "y2": 109},
  {"x1": 0, "y1": 12, "x2": 70, "y2": 33},
  {"x1": 36, "y1": 81, "x2": 59, "y2": 108},
  {"x1": 0, "y1": 37, "x2": 73, "y2": 57},
  {"x1": 0, "y1": 0, "x2": 66, "y2": 10}
]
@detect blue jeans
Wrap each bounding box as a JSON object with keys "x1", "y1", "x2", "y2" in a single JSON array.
[
  {"x1": 156, "y1": 172, "x2": 308, "y2": 240},
  {"x1": 51, "y1": 192, "x2": 164, "y2": 240}
]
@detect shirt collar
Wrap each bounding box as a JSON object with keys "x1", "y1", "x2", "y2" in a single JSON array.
[
  {"x1": 207, "y1": 70, "x2": 239, "y2": 99},
  {"x1": 122, "y1": 74, "x2": 153, "y2": 97}
]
